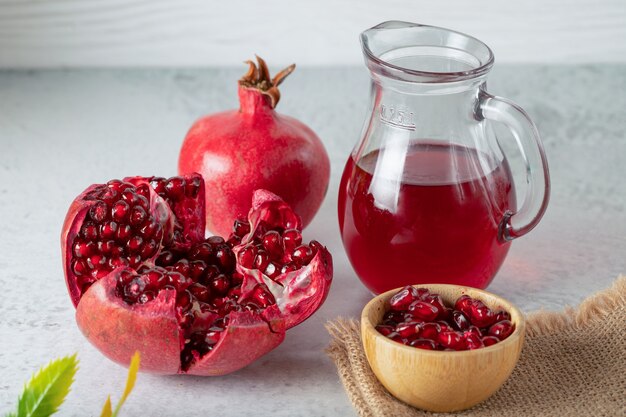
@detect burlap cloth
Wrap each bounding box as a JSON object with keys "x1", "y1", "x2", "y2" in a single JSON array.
[{"x1": 326, "y1": 276, "x2": 626, "y2": 417}]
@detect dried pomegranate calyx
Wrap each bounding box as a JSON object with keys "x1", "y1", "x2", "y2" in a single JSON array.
[{"x1": 238, "y1": 55, "x2": 295, "y2": 108}]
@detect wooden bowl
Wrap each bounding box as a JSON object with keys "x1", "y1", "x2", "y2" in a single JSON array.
[{"x1": 361, "y1": 284, "x2": 525, "y2": 412}]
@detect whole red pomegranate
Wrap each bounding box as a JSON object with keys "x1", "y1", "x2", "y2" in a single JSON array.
[
  {"x1": 61, "y1": 174, "x2": 332, "y2": 375},
  {"x1": 178, "y1": 56, "x2": 330, "y2": 236}
]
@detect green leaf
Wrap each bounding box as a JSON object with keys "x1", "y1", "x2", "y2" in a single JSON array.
[
  {"x1": 99, "y1": 396, "x2": 112, "y2": 417},
  {"x1": 111, "y1": 351, "x2": 140, "y2": 417},
  {"x1": 11, "y1": 354, "x2": 79, "y2": 417}
]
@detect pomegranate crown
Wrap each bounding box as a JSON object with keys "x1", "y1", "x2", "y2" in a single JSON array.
[{"x1": 239, "y1": 55, "x2": 295, "y2": 108}]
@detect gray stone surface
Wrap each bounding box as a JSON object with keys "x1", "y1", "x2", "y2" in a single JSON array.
[{"x1": 0, "y1": 65, "x2": 624, "y2": 416}]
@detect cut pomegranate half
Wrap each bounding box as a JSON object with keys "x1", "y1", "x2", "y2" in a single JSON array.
[{"x1": 61, "y1": 176, "x2": 332, "y2": 375}]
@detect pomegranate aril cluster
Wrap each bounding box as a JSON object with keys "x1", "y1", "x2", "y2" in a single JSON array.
[
  {"x1": 114, "y1": 234, "x2": 275, "y2": 370},
  {"x1": 376, "y1": 286, "x2": 514, "y2": 351},
  {"x1": 230, "y1": 219, "x2": 322, "y2": 279},
  {"x1": 71, "y1": 180, "x2": 163, "y2": 292}
]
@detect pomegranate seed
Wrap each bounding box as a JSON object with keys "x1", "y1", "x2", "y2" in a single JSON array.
[
  {"x1": 128, "y1": 236, "x2": 144, "y2": 253},
  {"x1": 97, "y1": 240, "x2": 115, "y2": 255},
  {"x1": 387, "y1": 332, "x2": 407, "y2": 344},
  {"x1": 135, "y1": 194, "x2": 149, "y2": 210},
  {"x1": 176, "y1": 289, "x2": 193, "y2": 311},
  {"x1": 100, "y1": 189, "x2": 119, "y2": 205},
  {"x1": 81, "y1": 223, "x2": 98, "y2": 240},
  {"x1": 468, "y1": 303, "x2": 497, "y2": 328},
  {"x1": 464, "y1": 332, "x2": 484, "y2": 350},
  {"x1": 188, "y1": 260, "x2": 207, "y2": 280},
  {"x1": 254, "y1": 250, "x2": 270, "y2": 271},
  {"x1": 282, "y1": 229, "x2": 302, "y2": 251},
  {"x1": 228, "y1": 286, "x2": 242, "y2": 300},
  {"x1": 189, "y1": 243, "x2": 213, "y2": 262},
  {"x1": 424, "y1": 294, "x2": 446, "y2": 318},
  {"x1": 465, "y1": 325, "x2": 483, "y2": 338},
  {"x1": 382, "y1": 310, "x2": 405, "y2": 326},
  {"x1": 124, "y1": 277, "x2": 147, "y2": 300},
  {"x1": 87, "y1": 255, "x2": 106, "y2": 269},
  {"x1": 226, "y1": 235, "x2": 241, "y2": 248},
  {"x1": 232, "y1": 219, "x2": 251, "y2": 237},
  {"x1": 135, "y1": 184, "x2": 150, "y2": 200},
  {"x1": 149, "y1": 177, "x2": 166, "y2": 194},
  {"x1": 395, "y1": 322, "x2": 419, "y2": 338},
  {"x1": 262, "y1": 231, "x2": 283, "y2": 259},
  {"x1": 264, "y1": 262, "x2": 280, "y2": 279},
  {"x1": 139, "y1": 220, "x2": 160, "y2": 239},
  {"x1": 482, "y1": 336, "x2": 499, "y2": 347},
  {"x1": 206, "y1": 236, "x2": 225, "y2": 245},
  {"x1": 100, "y1": 221, "x2": 118, "y2": 239},
  {"x1": 115, "y1": 224, "x2": 132, "y2": 240},
  {"x1": 144, "y1": 270, "x2": 163, "y2": 287},
  {"x1": 121, "y1": 189, "x2": 139, "y2": 205},
  {"x1": 238, "y1": 244, "x2": 257, "y2": 268},
  {"x1": 389, "y1": 286, "x2": 418, "y2": 311},
  {"x1": 173, "y1": 260, "x2": 190, "y2": 276},
  {"x1": 251, "y1": 285, "x2": 275, "y2": 308},
  {"x1": 167, "y1": 271, "x2": 192, "y2": 291},
  {"x1": 494, "y1": 310, "x2": 511, "y2": 322},
  {"x1": 73, "y1": 240, "x2": 95, "y2": 258},
  {"x1": 189, "y1": 283, "x2": 211, "y2": 303},
  {"x1": 129, "y1": 206, "x2": 147, "y2": 226},
  {"x1": 165, "y1": 177, "x2": 186, "y2": 200},
  {"x1": 128, "y1": 254, "x2": 142, "y2": 268},
  {"x1": 409, "y1": 339, "x2": 436, "y2": 350},
  {"x1": 214, "y1": 244, "x2": 235, "y2": 272},
  {"x1": 109, "y1": 257, "x2": 129, "y2": 268},
  {"x1": 438, "y1": 331, "x2": 466, "y2": 350},
  {"x1": 455, "y1": 295, "x2": 473, "y2": 312},
  {"x1": 72, "y1": 259, "x2": 89, "y2": 276},
  {"x1": 106, "y1": 180, "x2": 123, "y2": 191},
  {"x1": 407, "y1": 300, "x2": 439, "y2": 321},
  {"x1": 89, "y1": 201, "x2": 109, "y2": 222},
  {"x1": 209, "y1": 274, "x2": 230, "y2": 295},
  {"x1": 112, "y1": 200, "x2": 130, "y2": 222},
  {"x1": 375, "y1": 325, "x2": 395, "y2": 336},
  {"x1": 418, "y1": 322, "x2": 440, "y2": 340},
  {"x1": 138, "y1": 291, "x2": 156, "y2": 304},
  {"x1": 185, "y1": 176, "x2": 201, "y2": 198},
  {"x1": 140, "y1": 239, "x2": 158, "y2": 258},
  {"x1": 451, "y1": 311, "x2": 471, "y2": 331},
  {"x1": 291, "y1": 245, "x2": 313, "y2": 264},
  {"x1": 156, "y1": 250, "x2": 175, "y2": 266},
  {"x1": 488, "y1": 320, "x2": 515, "y2": 340},
  {"x1": 280, "y1": 262, "x2": 298, "y2": 274},
  {"x1": 309, "y1": 240, "x2": 324, "y2": 255}
]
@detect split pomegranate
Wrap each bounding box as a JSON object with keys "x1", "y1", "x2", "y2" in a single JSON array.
[
  {"x1": 61, "y1": 175, "x2": 333, "y2": 375},
  {"x1": 376, "y1": 287, "x2": 514, "y2": 351},
  {"x1": 178, "y1": 56, "x2": 330, "y2": 236}
]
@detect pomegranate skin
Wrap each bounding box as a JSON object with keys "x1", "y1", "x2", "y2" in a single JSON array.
[
  {"x1": 178, "y1": 71, "x2": 330, "y2": 237},
  {"x1": 76, "y1": 273, "x2": 182, "y2": 374},
  {"x1": 77, "y1": 272, "x2": 286, "y2": 375}
]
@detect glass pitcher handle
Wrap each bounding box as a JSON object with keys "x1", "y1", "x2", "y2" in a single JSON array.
[{"x1": 478, "y1": 90, "x2": 551, "y2": 241}]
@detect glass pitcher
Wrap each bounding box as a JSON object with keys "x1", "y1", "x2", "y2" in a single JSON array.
[{"x1": 338, "y1": 21, "x2": 550, "y2": 294}]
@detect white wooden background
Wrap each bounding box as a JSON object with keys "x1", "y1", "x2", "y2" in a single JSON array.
[{"x1": 0, "y1": 0, "x2": 625, "y2": 68}]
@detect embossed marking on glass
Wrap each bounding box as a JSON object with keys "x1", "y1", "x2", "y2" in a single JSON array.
[{"x1": 338, "y1": 21, "x2": 550, "y2": 294}]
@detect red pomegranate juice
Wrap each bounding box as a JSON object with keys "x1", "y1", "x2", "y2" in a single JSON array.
[{"x1": 338, "y1": 142, "x2": 516, "y2": 294}]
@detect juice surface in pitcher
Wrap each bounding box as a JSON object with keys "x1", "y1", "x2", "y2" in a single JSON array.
[{"x1": 338, "y1": 142, "x2": 516, "y2": 294}]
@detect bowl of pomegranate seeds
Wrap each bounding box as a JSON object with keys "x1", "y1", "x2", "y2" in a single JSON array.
[{"x1": 361, "y1": 284, "x2": 525, "y2": 412}]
